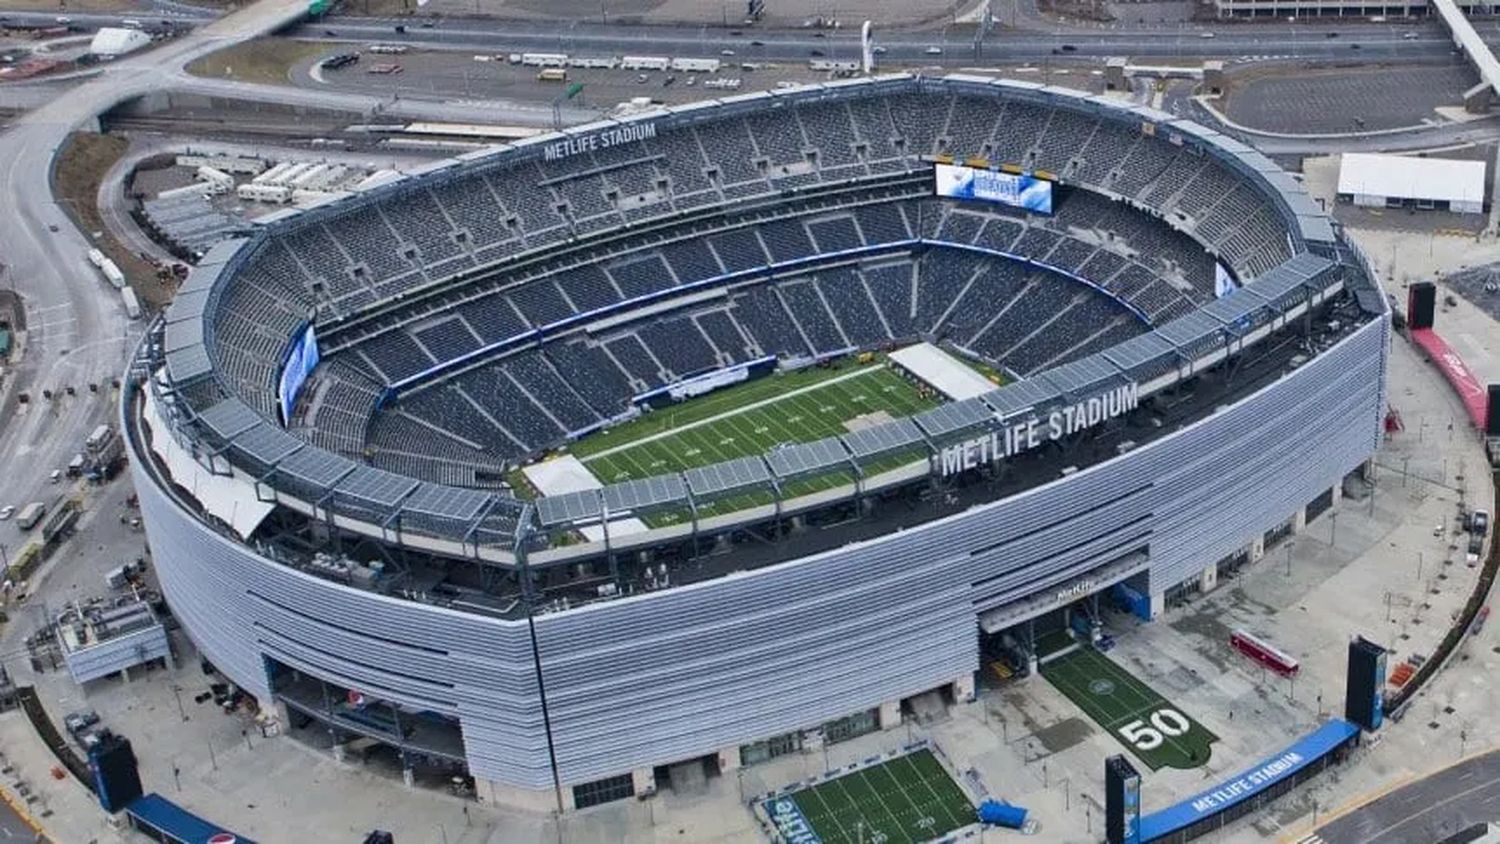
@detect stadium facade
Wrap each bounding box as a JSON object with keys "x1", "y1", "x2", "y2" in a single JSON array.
[{"x1": 126, "y1": 74, "x2": 1389, "y2": 811}]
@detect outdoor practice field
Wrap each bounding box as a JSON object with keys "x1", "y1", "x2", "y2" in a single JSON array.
[
  {"x1": 1042, "y1": 646, "x2": 1218, "y2": 771},
  {"x1": 767, "y1": 749, "x2": 976, "y2": 844},
  {"x1": 576, "y1": 363, "x2": 940, "y2": 484}
]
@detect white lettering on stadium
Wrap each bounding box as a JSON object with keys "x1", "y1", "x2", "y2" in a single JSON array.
[
  {"x1": 938, "y1": 382, "x2": 1139, "y2": 478},
  {"x1": 543, "y1": 122, "x2": 659, "y2": 161},
  {"x1": 1188, "y1": 751, "x2": 1304, "y2": 815}
]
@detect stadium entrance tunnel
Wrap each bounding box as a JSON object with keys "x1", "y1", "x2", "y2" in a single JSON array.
[
  {"x1": 978, "y1": 587, "x2": 1118, "y2": 686},
  {"x1": 266, "y1": 659, "x2": 475, "y2": 795}
]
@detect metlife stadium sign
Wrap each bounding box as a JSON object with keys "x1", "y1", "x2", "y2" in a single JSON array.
[
  {"x1": 934, "y1": 162, "x2": 1053, "y2": 214},
  {"x1": 939, "y1": 382, "x2": 1139, "y2": 477}
]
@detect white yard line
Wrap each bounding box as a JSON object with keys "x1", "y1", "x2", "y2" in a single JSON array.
[{"x1": 581, "y1": 365, "x2": 882, "y2": 462}]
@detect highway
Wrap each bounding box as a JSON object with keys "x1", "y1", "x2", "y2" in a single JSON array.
[
  {"x1": 1311, "y1": 750, "x2": 1500, "y2": 844},
  {"x1": 277, "y1": 18, "x2": 1478, "y2": 63}
]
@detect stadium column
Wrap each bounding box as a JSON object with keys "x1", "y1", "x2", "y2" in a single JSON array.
[
  {"x1": 1250, "y1": 535, "x2": 1265, "y2": 563},
  {"x1": 717, "y1": 746, "x2": 742, "y2": 773},
  {"x1": 1198, "y1": 563, "x2": 1218, "y2": 594},
  {"x1": 256, "y1": 696, "x2": 291, "y2": 733},
  {"x1": 632, "y1": 767, "x2": 658, "y2": 797},
  {"x1": 878, "y1": 699, "x2": 902, "y2": 730},
  {"x1": 1292, "y1": 506, "x2": 1308, "y2": 534},
  {"x1": 951, "y1": 673, "x2": 976, "y2": 704},
  {"x1": 1149, "y1": 590, "x2": 1165, "y2": 619},
  {"x1": 1331, "y1": 480, "x2": 1344, "y2": 507}
]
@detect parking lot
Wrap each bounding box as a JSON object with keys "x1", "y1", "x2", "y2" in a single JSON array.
[{"x1": 1226, "y1": 62, "x2": 1477, "y2": 133}]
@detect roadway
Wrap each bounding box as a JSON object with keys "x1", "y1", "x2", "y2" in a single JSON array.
[{"x1": 1311, "y1": 750, "x2": 1500, "y2": 844}]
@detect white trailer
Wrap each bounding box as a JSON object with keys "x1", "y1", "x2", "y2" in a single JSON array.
[
  {"x1": 520, "y1": 52, "x2": 569, "y2": 67},
  {"x1": 236, "y1": 183, "x2": 294, "y2": 203},
  {"x1": 567, "y1": 56, "x2": 618, "y2": 69},
  {"x1": 621, "y1": 55, "x2": 671, "y2": 71},
  {"x1": 273, "y1": 162, "x2": 315, "y2": 186},
  {"x1": 86, "y1": 248, "x2": 106, "y2": 269},
  {"x1": 670, "y1": 57, "x2": 720, "y2": 73},
  {"x1": 306, "y1": 164, "x2": 348, "y2": 190},
  {"x1": 177, "y1": 155, "x2": 265, "y2": 175},
  {"x1": 155, "y1": 183, "x2": 209, "y2": 201},
  {"x1": 120, "y1": 287, "x2": 140, "y2": 320},
  {"x1": 195, "y1": 166, "x2": 234, "y2": 194},
  {"x1": 366, "y1": 43, "x2": 409, "y2": 54},
  {"x1": 102, "y1": 260, "x2": 126, "y2": 290},
  {"x1": 290, "y1": 163, "x2": 331, "y2": 189},
  {"x1": 253, "y1": 161, "x2": 294, "y2": 184}
]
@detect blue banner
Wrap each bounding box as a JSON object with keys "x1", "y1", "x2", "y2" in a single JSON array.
[
  {"x1": 278, "y1": 323, "x2": 321, "y2": 425},
  {"x1": 934, "y1": 163, "x2": 1053, "y2": 214},
  {"x1": 1138, "y1": 719, "x2": 1359, "y2": 841}
]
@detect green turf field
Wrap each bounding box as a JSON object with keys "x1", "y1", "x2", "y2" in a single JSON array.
[
  {"x1": 1042, "y1": 647, "x2": 1217, "y2": 771},
  {"x1": 766, "y1": 749, "x2": 976, "y2": 844},
  {"x1": 580, "y1": 364, "x2": 939, "y2": 484}
]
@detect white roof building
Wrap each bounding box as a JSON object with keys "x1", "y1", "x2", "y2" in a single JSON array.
[{"x1": 1337, "y1": 152, "x2": 1486, "y2": 215}]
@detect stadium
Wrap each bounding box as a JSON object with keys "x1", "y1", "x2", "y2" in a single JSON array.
[{"x1": 124, "y1": 73, "x2": 1390, "y2": 813}]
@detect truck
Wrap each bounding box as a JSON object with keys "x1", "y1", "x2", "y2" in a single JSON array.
[
  {"x1": 16, "y1": 502, "x2": 45, "y2": 531},
  {"x1": 121, "y1": 287, "x2": 141, "y2": 320},
  {"x1": 536, "y1": 68, "x2": 567, "y2": 82}
]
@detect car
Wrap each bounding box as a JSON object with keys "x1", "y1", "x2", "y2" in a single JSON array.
[
  {"x1": 0, "y1": 506, "x2": 14, "y2": 521},
  {"x1": 1471, "y1": 509, "x2": 1490, "y2": 536},
  {"x1": 394, "y1": 24, "x2": 406, "y2": 32},
  {"x1": 1060, "y1": 44, "x2": 1077, "y2": 52},
  {"x1": 63, "y1": 710, "x2": 99, "y2": 736},
  {"x1": 925, "y1": 46, "x2": 943, "y2": 55},
  {"x1": 1325, "y1": 31, "x2": 1339, "y2": 37},
  {"x1": 663, "y1": 74, "x2": 675, "y2": 86},
  {"x1": 420, "y1": 19, "x2": 434, "y2": 27},
  {"x1": 636, "y1": 73, "x2": 649, "y2": 83},
  {"x1": 730, "y1": 29, "x2": 742, "y2": 35},
  {"x1": 813, "y1": 31, "x2": 826, "y2": 38},
  {"x1": 1200, "y1": 31, "x2": 1215, "y2": 38},
  {"x1": 323, "y1": 28, "x2": 336, "y2": 36},
  {"x1": 750, "y1": 39, "x2": 764, "y2": 46},
  {"x1": 1350, "y1": 43, "x2": 1360, "y2": 49},
  {"x1": 1403, "y1": 31, "x2": 1418, "y2": 39},
  {"x1": 872, "y1": 45, "x2": 887, "y2": 54},
  {"x1": 721, "y1": 49, "x2": 735, "y2": 56},
  {"x1": 810, "y1": 49, "x2": 825, "y2": 56},
  {"x1": 49, "y1": 469, "x2": 61, "y2": 484}
]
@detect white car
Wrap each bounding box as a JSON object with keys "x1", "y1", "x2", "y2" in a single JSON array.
[
  {"x1": 1402, "y1": 31, "x2": 1419, "y2": 39},
  {"x1": 0, "y1": 506, "x2": 14, "y2": 521},
  {"x1": 925, "y1": 46, "x2": 943, "y2": 55},
  {"x1": 1200, "y1": 31, "x2": 1216, "y2": 38}
]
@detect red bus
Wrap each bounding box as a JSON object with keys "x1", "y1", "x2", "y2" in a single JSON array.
[{"x1": 1230, "y1": 629, "x2": 1299, "y2": 677}]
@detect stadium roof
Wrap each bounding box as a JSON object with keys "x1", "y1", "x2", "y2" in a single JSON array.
[{"x1": 1337, "y1": 153, "x2": 1485, "y2": 206}]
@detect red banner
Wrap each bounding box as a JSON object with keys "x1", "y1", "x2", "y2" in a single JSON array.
[{"x1": 1411, "y1": 328, "x2": 1489, "y2": 430}]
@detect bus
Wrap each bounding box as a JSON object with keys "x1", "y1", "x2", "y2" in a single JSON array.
[
  {"x1": 17, "y1": 502, "x2": 46, "y2": 531},
  {"x1": 1230, "y1": 629, "x2": 1299, "y2": 677},
  {"x1": 536, "y1": 68, "x2": 568, "y2": 82}
]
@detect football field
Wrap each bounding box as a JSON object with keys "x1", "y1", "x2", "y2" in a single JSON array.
[
  {"x1": 1042, "y1": 647, "x2": 1217, "y2": 771},
  {"x1": 579, "y1": 364, "x2": 938, "y2": 484},
  {"x1": 766, "y1": 749, "x2": 976, "y2": 844}
]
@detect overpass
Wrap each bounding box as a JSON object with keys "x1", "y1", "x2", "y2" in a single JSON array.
[{"x1": 1432, "y1": 0, "x2": 1500, "y2": 111}]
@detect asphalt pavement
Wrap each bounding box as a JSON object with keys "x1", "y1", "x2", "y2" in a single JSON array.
[{"x1": 1314, "y1": 750, "x2": 1500, "y2": 844}]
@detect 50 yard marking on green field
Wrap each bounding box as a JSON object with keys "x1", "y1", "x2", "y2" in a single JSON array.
[{"x1": 1042, "y1": 647, "x2": 1217, "y2": 771}]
